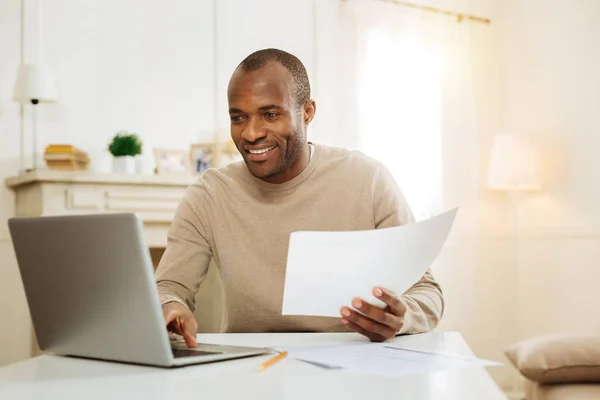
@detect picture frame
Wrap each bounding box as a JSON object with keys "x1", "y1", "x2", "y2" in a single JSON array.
[
  {"x1": 153, "y1": 148, "x2": 191, "y2": 174},
  {"x1": 189, "y1": 142, "x2": 215, "y2": 174}
]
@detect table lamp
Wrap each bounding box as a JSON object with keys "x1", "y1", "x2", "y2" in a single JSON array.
[
  {"x1": 487, "y1": 133, "x2": 541, "y2": 398},
  {"x1": 12, "y1": 63, "x2": 58, "y2": 170},
  {"x1": 487, "y1": 133, "x2": 541, "y2": 191}
]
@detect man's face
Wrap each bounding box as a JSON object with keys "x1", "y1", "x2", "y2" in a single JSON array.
[{"x1": 227, "y1": 63, "x2": 310, "y2": 183}]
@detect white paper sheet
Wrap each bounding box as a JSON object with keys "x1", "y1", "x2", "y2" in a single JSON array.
[
  {"x1": 273, "y1": 343, "x2": 501, "y2": 377},
  {"x1": 281, "y1": 208, "x2": 458, "y2": 317}
]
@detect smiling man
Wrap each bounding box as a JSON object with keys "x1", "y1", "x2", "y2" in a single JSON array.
[{"x1": 155, "y1": 48, "x2": 444, "y2": 348}]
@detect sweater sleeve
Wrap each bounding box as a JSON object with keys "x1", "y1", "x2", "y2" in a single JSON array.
[
  {"x1": 155, "y1": 184, "x2": 213, "y2": 312},
  {"x1": 372, "y1": 162, "x2": 445, "y2": 334}
]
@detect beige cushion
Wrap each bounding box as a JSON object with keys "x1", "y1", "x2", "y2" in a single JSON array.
[
  {"x1": 525, "y1": 380, "x2": 600, "y2": 400},
  {"x1": 505, "y1": 334, "x2": 600, "y2": 384}
]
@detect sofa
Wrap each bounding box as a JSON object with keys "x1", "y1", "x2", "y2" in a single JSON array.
[{"x1": 505, "y1": 334, "x2": 600, "y2": 400}]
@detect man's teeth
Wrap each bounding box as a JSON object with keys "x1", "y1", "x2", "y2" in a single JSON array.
[{"x1": 248, "y1": 146, "x2": 275, "y2": 155}]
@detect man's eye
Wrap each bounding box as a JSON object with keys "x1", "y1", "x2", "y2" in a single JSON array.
[
  {"x1": 265, "y1": 113, "x2": 278, "y2": 119},
  {"x1": 230, "y1": 116, "x2": 244, "y2": 123}
]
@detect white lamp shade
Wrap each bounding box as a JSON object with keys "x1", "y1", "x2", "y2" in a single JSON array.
[
  {"x1": 487, "y1": 133, "x2": 541, "y2": 191},
  {"x1": 12, "y1": 64, "x2": 58, "y2": 103}
]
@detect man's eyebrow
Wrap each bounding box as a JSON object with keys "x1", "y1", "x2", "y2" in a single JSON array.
[
  {"x1": 229, "y1": 108, "x2": 244, "y2": 114},
  {"x1": 258, "y1": 105, "x2": 284, "y2": 111}
]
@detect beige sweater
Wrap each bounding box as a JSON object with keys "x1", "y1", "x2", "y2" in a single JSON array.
[{"x1": 155, "y1": 143, "x2": 444, "y2": 334}]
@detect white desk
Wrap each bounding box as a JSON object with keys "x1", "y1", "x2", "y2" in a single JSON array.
[{"x1": 0, "y1": 332, "x2": 506, "y2": 399}]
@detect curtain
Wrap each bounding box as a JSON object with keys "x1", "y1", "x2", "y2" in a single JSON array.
[{"x1": 344, "y1": 0, "x2": 480, "y2": 223}]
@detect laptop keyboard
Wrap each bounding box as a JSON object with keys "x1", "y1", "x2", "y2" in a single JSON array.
[{"x1": 172, "y1": 348, "x2": 223, "y2": 358}]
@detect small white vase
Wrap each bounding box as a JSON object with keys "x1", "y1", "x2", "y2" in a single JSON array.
[{"x1": 112, "y1": 156, "x2": 136, "y2": 174}]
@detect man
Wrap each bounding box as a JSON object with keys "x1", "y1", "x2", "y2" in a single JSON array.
[{"x1": 156, "y1": 48, "x2": 444, "y2": 348}]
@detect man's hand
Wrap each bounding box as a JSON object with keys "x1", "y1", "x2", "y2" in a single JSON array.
[
  {"x1": 162, "y1": 302, "x2": 198, "y2": 348},
  {"x1": 340, "y1": 287, "x2": 407, "y2": 342}
]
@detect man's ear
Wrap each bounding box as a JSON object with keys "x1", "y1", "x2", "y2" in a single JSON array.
[{"x1": 303, "y1": 100, "x2": 316, "y2": 125}]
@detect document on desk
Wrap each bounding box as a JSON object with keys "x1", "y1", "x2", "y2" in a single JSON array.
[
  {"x1": 282, "y1": 208, "x2": 458, "y2": 317},
  {"x1": 273, "y1": 343, "x2": 501, "y2": 377}
]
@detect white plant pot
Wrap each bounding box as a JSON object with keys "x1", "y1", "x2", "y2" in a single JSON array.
[{"x1": 112, "y1": 156, "x2": 136, "y2": 174}]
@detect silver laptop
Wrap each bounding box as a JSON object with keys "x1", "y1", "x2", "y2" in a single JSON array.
[{"x1": 8, "y1": 213, "x2": 268, "y2": 367}]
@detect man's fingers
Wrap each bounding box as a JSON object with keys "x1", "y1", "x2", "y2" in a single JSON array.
[
  {"x1": 162, "y1": 303, "x2": 198, "y2": 348},
  {"x1": 351, "y1": 297, "x2": 401, "y2": 329},
  {"x1": 166, "y1": 316, "x2": 197, "y2": 348},
  {"x1": 342, "y1": 319, "x2": 386, "y2": 342},
  {"x1": 183, "y1": 332, "x2": 197, "y2": 348},
  {"x1": 373, "y1": 287, "x2": 406, "y2": 315},
  {"x1": 182, "y1": 317, "x2": 198, "y2": 348},
  {"x1": 340, "y1": 307, "x2": 396, "y2": 339}
]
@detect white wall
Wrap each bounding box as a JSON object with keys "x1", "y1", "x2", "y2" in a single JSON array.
[
  {"x1": 505, "y1": 0, "x2": 600, "y2": 230},
  {"x1": 504, "y1": 0, "x2": 600, "y2": 337},
  {"x1": 464, "y1": 0, "x2": 600, "y2": 392}
]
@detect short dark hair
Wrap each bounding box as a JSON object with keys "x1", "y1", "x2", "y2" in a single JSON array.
[{"x1": 236, "y1": 48, "x2": 310, "y2": 106}]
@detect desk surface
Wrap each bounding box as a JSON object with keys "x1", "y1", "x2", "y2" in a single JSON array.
[{"x1": 0, "y1": 331, "x2": 506, "y2": 400}]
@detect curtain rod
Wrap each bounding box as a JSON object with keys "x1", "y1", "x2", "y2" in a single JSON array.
[{"x1": 346, "y1": 0, "x2": 491, "y2": 25}]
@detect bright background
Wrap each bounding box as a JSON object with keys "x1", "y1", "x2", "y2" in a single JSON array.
[{"x1": 1, "y1": 0, "x2": 599, "y2": 393}]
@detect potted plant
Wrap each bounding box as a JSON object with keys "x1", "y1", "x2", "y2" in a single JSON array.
[{"x1": 108, "y1": 131, "x2": 142, "y2": 174}]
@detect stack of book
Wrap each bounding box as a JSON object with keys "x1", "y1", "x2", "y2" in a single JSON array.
[{"x1": 44, "y1": 144, "x2": 91, "y2": 171}]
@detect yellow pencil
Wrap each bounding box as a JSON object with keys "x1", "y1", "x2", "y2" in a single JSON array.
[{"x1": 259, "y1": 351, "x2": 288, "y2": 371}]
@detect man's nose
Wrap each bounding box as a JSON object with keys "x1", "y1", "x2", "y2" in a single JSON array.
[{"x1": 242, "y1": 117, "x2": 267, "y2": 143}]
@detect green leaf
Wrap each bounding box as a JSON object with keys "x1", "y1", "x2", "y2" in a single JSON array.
[{"x1": 108, "y1": 132, "x2": 143, "y2": 157}]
